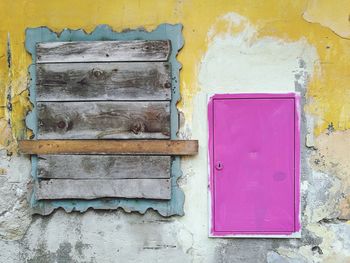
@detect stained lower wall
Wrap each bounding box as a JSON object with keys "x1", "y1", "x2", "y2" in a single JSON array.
[{"x1": 0, "y1": 1, "x2": 350, "y2": 262}]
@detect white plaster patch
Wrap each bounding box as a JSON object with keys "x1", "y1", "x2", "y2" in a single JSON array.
[
  {"x1": 267, "y1": 251, "x2": 307, "y2": 263},
  {"x1": 198, "y1": 12, "x2": 319, "y2": 93},
  {"x1": 3, "y1": 154, "x2": 31, "y2": 183},
  {"x1": 305, "y1": 170, "x2": 342, "y2": 222},
  {"x1": 277, "y1": 223, "x2": 350, "y2": 263},
  {"x1": 0, "y1": 152, "x2": 32, "y2": 240},
  {"x1": 20, "y1": 210, "x2": 192, "y2": 263}
]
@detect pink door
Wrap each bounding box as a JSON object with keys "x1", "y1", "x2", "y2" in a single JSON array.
[{"x1": 209, "y1": 93, "x2": 300, "y2": 236}]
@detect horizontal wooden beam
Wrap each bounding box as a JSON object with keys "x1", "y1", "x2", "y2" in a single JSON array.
[
  {"x1": 35, "y1": 179, "x2": 171, "y2": 200},
  {"x1": 36, "y1": 62, "x2": 171, "y2": 101},
  {"x1": 37, "y1": 101, "x2": 170, "y2": 140},
  {"x1": 37, "y1": 155, "x2": 171, "y2": 179},
  {"x1": 36, "y1": 40, "x2": 171, "y2": 63},
  {"x1": 18, "y1": 140, "x2": 198, "y2": 155}
]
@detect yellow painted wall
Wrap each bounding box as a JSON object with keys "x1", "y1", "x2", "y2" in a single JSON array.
[{"x1": 0, "y1": 0, "x2": 349, "y2": 152}]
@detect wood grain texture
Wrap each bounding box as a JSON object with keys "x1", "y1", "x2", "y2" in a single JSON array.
[
  {"x1": 36, "y1": 62, "x2": 172, "y2": 101},
  {"x1": 36, "y1": 40, "x2": 171, "y2": 63},
  {"x1": 37, "y1": 155, "x2": 171, "y2": 179},
  {"x1": 35, "y1": 179, "x2": 171, "y2": 200},
  {"x1": 18, "y1": 140, "x2": 199, "y2": 155},
  {"x1": 37, "y1": 101, "x2": 170, "y2": 139}
]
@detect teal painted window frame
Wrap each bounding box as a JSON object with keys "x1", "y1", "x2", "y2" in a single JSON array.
[{"x1": 25, "y1": 24, "x2": 184, "y2": 216}]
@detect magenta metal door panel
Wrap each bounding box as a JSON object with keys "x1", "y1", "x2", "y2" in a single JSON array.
[{"x1": 209, "y1": 93, "x2": 300, "y2": 237}]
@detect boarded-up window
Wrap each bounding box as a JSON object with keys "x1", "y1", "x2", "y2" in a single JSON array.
[
  {"x1": 34, "y1": 40, "x2": 174, "y2": 200},
  {"x1": 23, "y1": 25, "x2": 197, "y2": 216}
]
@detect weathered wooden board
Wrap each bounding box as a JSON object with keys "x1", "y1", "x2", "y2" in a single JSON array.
[
  {"x1": 37, "y1": 155, "x2": 171, "y2": 179},
  {"x1": 36, "y1": 40, "x2": 171, "y2": 63},
  {"x1": 36, "y1": 62, "x2": 172, "y2": 101},
  {"x1": 18, "y1": 140, "x2": 199, "y2": 155},
  {"x1": 37, "y1": 101, "x2": 170, "y2": 139},
  {"x1": 35, "y1": 179, "x2": 171, "y2": 200}
]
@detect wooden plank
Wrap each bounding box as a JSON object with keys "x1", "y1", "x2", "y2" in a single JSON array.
[
  {"x1": 37, "y1": 155, "x2": 171, "y2": 179},
  {"x1": 36, "y1": 40, "x2": 171, "y2": 63},
  {"x1": 36, "y1": 62, "x2": 172, "y2": 101},
  {"x1": 37, "y1": 101, "x2": 170, "y2": 139},
  {"x1": 18, "y1": 140, "x2": 199, "y2": 155},
  {"x1": 35, "y1": 179, "x2": 171, "y2": 200}
]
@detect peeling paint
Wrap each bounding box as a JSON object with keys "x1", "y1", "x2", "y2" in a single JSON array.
[
  {"x1": 20, "y1": 210, "x2": 191, "y2": 263},
  {"x1": 278, "y1": 223, "x2": 350, "y2": 263},
  {"x1": 198, "y1": 13, "x2": 319, "y2": 93},
  {"x1": 0, "y1": 150, "x2": 31, "y2": 241},
  {"x1": 311, "y1": 130, "x2": 350, "y2": 220},
  {"x1": 304, "y1": 170, "x2": 342, "y2": 222},
  {"x1": 303, "y1": 0, "x2": 350, "y2": 39}
]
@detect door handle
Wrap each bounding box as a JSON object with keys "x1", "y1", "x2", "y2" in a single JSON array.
[{"x1": 215, "y1": 161, "x2": 223, "y2": 171}]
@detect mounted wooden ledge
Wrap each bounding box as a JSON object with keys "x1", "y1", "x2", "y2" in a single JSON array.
[{"x1": 18, "y1": 140, "x2": 198, "y2": 155}]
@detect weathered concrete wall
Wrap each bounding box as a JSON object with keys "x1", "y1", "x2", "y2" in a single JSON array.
[{"x1": 0, "y1": 0, "x2": 349, "y2": 262}]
